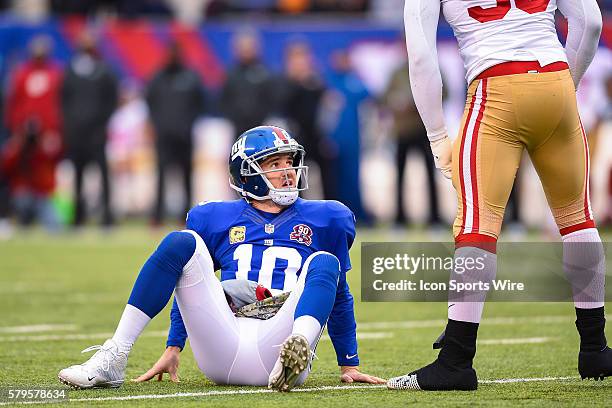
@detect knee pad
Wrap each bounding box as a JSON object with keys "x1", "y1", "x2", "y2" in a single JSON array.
[
  {"x1": 306, "y1": 252, "x2": 341, "y2": 282},
  {"x1": 175, "y1": 230, "x2": 209, "y2": 288},
  {"x1": 156, "y1": 231, "x2": 197, "y2": 270}
]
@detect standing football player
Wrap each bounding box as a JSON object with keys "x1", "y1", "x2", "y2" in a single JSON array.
[
  {"x1": 58, "y1": 126, "x2": 384, "y2": 391},
  {"x1": 388, "y1": 0, "x2": 608, "y2": 391}
]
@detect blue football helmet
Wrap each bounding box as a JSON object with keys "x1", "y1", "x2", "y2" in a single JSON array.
[{"x1": 229, "y1": 126, "x2": 308, "y2": 206}]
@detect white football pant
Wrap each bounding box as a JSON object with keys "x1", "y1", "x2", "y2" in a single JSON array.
[{"x1": 175, "y1": 230, "x2": 323, "y2": 386}]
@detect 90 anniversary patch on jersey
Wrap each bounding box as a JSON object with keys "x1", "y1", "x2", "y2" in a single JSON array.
[{"x1": 290, "y1": 224, "x2": 313, "y2": 246}]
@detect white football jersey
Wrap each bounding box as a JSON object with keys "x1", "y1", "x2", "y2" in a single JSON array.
[{"x1": 442, "y1": 0, "x2": 568, "y2": 82}]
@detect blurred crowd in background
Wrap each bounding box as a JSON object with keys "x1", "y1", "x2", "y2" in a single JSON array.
[
  {"x1": 0, "y1": 0, "x2": 610, "y2": 238},
  {"x1": 0, "y1": 0, "x2": 419, "y2": 24}
]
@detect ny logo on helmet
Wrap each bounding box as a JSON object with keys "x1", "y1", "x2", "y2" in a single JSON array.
[{"x1": 231, "y1": 137, "x2": 247, "y2": 161}]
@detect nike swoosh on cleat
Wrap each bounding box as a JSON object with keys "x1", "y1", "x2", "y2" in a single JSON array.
[
  {"x1": 448, "y1": 304, "x2": 455, "y2": 309},
  {"x1": 345, "y1": 354, "x2": 358, "y2": 359},
  {"x1": 88, "y1": 376, "x2": 96, "y2": 381}
]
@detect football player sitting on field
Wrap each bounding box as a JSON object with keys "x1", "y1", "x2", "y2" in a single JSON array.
[{"x1": 57, "y1": 126, "x2": 384, "y2": 391}]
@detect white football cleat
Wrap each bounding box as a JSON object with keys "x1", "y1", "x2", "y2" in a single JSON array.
[
  {"x1": 387, "y1": 373, "x2": 421, "y2": 390},
  {"x1": 268, "y1": 334, "x2": 311, "y2": 392},
  {"x1": 58, "y1": 339, "x2": 128, "y2": 389}
]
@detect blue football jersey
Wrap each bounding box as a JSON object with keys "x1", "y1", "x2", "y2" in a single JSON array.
[
  {"x1": 185, "y1": 198, "x2": 356, "y2": 292},
  {"x1": 168, "y1": 197, "x2": 360, "y2": 366}
]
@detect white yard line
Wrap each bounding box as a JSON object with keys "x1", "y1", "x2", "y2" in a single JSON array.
[
  {"x1": 478, "y1": 337, "x2": 553, "y2": 345},
  {"x1": 3, "y1": 314, "x2": 608, "y2": 341},
  {"x1": 339, "y1": 332, "x2": 393, "y2": 340},
  {"x1": 479, "y1": 376, "x2": 575, "y2": 384},
  {"x1": 0, "y1": 331, "x2": 394, "y2": 343},
  {"x1": 0, "y1": 331, "x2": 167, "y2": 343},
  {"x1": 0, "y1": 324, "x2": 77, "y2": 334},
  {"x1": 0, "y1": 377, "x2": 580, "y2": 406},
  {"x1": 358, "y1": 314, "x2": 612, "y2": 330},
  {"x1": 5, "y1": 312, "x2": 609, "y2": 342}
]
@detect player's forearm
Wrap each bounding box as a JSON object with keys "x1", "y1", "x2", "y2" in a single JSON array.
[
  {"x1": 404, "y1": 0, "x2": 447, "y2": 141},
  {"x1": 558, "y1": 0, "x2": 602, "y2": 87},
  {"x1": 166, "y1": 297, "x2": 188, "y2": 350},
  {"x1": 408, "y1": 61, "x2": 447, "y2": 140},
  {"x1": 328, "y1": 273, "x2": 359, "y2": 366}
]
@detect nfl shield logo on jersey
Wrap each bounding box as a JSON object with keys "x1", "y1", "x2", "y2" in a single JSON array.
[
  {"x1": 229, "y1": 226, "x2": 246, "y2": 244},
  {"x1": 265, "y1": 224, "x2": 275, "y2": 234},
  {"x1": 289, "y1": 224, "x2": 313, "y2": 246}
]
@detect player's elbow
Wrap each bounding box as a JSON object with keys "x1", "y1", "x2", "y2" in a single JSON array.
[
  {"x1": 407, "y1": 51, "x2": 438, "y2": 79},
  {"x1": 584, "y1": 15, "x2": 602, "y2": 40},
  {"x1": 406, "y1": 48, "x2": 430, "y2": 69},
  {"x1": 578, "y1": 5, "x2": 603, "y2": 40}
]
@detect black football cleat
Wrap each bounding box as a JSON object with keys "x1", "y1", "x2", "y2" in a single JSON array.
[
  {"x1": 579, "y1": 346, "x2": 611, "y2": 381},
  {"x1": 387, "y1": 359, "x2": 478, "y2": 391}
]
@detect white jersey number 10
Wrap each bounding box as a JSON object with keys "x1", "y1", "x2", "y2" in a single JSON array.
[{"x1": 233, "y1": 244, "x2": 302, "y2": 292}]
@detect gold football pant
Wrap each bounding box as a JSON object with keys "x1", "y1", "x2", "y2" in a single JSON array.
[{"x1": 452, "y1": 68, "x2": 595, "y2": 250}]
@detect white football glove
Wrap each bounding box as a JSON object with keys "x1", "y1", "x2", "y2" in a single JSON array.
[{"x1": 429, "y1": 136, "x2": 452, "y2": 179}]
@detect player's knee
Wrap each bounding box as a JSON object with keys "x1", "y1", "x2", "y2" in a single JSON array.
[
  {"x1": 156, "y1": 231, "x2": 197, "y2": 268},
  {"x1": 306, "y1": 252, "x2": 341, "y2": 283}
]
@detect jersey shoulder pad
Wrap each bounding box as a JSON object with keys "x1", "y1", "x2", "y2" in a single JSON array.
[
  {"x1": 324, "y1": 200, "x2": 354, "y2": 218},
  {"x1": 186, "y1": 200, "x2": 244, "y2": 233},
  {"x1": 295, "y1": 199, "x2": 355, "y2": 229}
]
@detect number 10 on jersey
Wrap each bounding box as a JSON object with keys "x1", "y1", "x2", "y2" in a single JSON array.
[{"x1": 233, "y1": 244, "x2": 303, "y2": 291}]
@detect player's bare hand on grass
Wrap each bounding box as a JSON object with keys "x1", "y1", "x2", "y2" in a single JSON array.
[
  {"x1": 340, "y1": 366, "x2": 386, "y2": 384},
  {"x1": 133, "y1": 346, "x2": 181, "y2": 383}
]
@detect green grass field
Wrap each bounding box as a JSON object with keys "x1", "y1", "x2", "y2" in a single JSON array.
[{"x1": 1, "y1": 227, "x2": 611, "y2": 407}]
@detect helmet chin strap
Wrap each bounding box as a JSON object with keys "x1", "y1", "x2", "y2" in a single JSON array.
[{"x1": 269, "y1": 190, "x2": 299, "y2": 206}]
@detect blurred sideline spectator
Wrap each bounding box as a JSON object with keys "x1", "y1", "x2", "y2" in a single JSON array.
[
  {"x1": 50, "y1": 0, "x2": 171, "y2": 19},
  {"x1": 1, "y1": 120, "x2": 63, "y2": 232},
  {"x1": 164, "y1": 0, "x2": 209, "y2": 25},
  {"x1": 12, "y1": 0, "x2": 48, "y2": 21},
  {"x1": 146, "y1": 43, "x2": 206, "y2": 225},
  {"x1": 502, "y1": 172, "x2": 527, "y2": 238},
  {"x1": 282, "y1": 41, "x2": 337, "y2": 200},
  {"x1": 369, "y1": 0, "x2": 403, "y2": 23},
  {"x1": 220, "y1": 30, "x2": 276, "y2": 138},
  {"x1": 309, "y1": 0, "x2": 369, "y2": 12},
  {"x1": 0, "y1": 84, "x2": 11, "y2": 239},
  {"x1": 382, "y1": 61, "x2": 442, "y2": 227},
  {"x1": 107, "y1": 81, "x2": 155, "y2": 218},
  {"x1": 591, "y1": 74, "x2": 612, "y2": 225},
  {"x1": 2, "y1": 36, "x2": 63, "y2": 232},
  {"x1": 5, "y1": 37, "x2": 62, "y2": 140},
  {"x1": 207, "y1": 0, "x2": 369, "y2": 16},
  {"x1": 61, "y1": 30, "x2": 118, "y2": 228},
  {"x1": 29, "y1": 0, "x2": 373, "y2": 20},
  {"x1": 323, "y1": 50, "x2": 372, "y2": 223}
]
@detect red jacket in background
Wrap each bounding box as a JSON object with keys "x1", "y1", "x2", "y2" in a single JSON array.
[
  {"x1": 1, "y1": 130, "x2": 63, "y2": 196},
  {"x1": 2, "y1": 59, "x2": 64, "y2": 195},
  {"x1": 5, "y1": 59, "x2": 63, "y2": 133}
]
